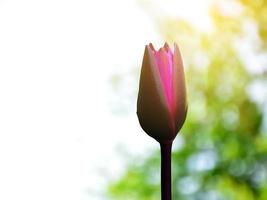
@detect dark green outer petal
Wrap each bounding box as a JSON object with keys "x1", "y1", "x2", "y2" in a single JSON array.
[{"x1": 173, "y1": 44, "x2": 188, "y2": 134}]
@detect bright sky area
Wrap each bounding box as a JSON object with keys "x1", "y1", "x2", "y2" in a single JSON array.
[{"x1": 0, "y1": 0, "x2": 226, "y2": 200}]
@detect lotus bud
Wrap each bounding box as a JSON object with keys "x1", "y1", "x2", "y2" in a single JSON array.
[{"x1": 137, "y1": 43, "x2": 187, "y2": 143}]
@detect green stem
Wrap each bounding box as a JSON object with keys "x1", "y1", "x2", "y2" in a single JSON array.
[{"x1": 160, "y1": 141, "x2": 172, "y2": 200}]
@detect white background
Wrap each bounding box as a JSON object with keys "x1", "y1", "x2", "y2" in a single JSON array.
[{"x1": 0, "y1": 0, "x2": 158, "y2": 199}]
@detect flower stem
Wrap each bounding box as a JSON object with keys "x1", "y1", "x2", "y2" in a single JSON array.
[{"x1": 160, "y1": 141, "x2": 173, "y2": 200}]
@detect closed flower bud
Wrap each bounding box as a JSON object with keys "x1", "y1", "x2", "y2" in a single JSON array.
[{"x1": 137, "y1": 43, "x2": 187, "y2": 143}]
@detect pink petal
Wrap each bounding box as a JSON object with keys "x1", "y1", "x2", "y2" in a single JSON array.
[{"x1": 154, "y1": 46, "x2": 175, "y2": 116}]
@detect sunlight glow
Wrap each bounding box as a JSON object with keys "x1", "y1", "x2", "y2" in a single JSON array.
[{"x1": 153, "y1": 0, "x2": 213, "y2": 32}]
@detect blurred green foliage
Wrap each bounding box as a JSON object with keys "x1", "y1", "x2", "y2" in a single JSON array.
[{"x1": 108, "y1": 1, "x2": 267, "y2": 199}]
